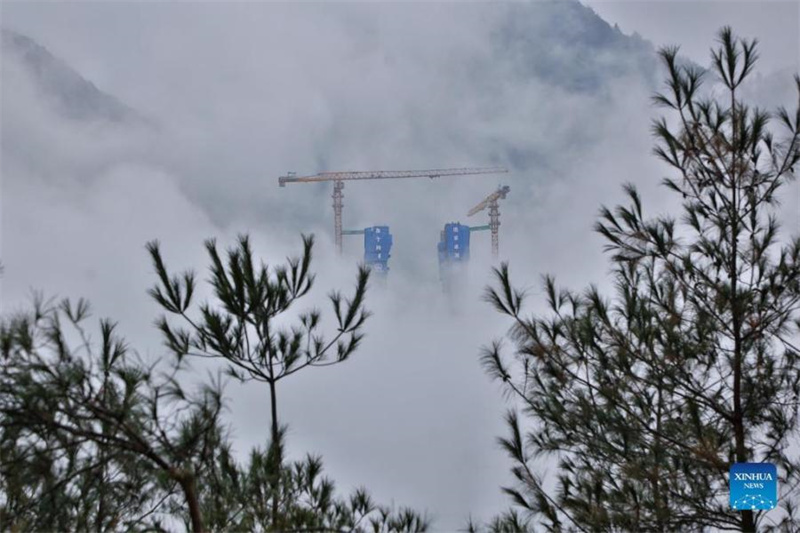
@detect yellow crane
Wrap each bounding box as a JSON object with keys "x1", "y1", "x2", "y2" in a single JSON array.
[
  {"x1": 467, "y1": 185, "x2": 510, "y2": 258},
  {"x1": 279, "y1": 167, "x2": 508, "y2": 253}
]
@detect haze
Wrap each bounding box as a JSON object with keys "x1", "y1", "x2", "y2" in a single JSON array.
[{"x1": 1, "y1": 1, "x2": 798, "y2": 529}]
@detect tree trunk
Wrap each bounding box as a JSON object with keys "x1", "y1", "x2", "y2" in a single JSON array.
[
  {"x1": 269, "y1": 380, "x2": 281, "y2": 530},
  {"x1": 270, "y1": 380, "x2": 279, "y2": 451},
  {"x1": 729, "y1": 90, "x2": 755, "y2": 533},
  {"x1": 178, "y1": 471, "x2": 204, "y2": 533}
]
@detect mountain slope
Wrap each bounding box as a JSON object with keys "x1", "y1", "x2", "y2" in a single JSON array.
[
  {"x1": 494, "y1": 1, "x2": 658, "y2": 94},
  {"x1": 1, "y1": 28, "x2": 150, "y2": 125}
]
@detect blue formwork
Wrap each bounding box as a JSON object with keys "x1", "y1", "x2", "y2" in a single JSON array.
[
  {"x1": 439, "y1": 223, "x2": 470, "y2": 263},
  {"x1": 364, "y1": 226, "x2": 393, "y2": 273},
  {"x1": 438, "y1": 223, "x2": 470, "y2": 297}
]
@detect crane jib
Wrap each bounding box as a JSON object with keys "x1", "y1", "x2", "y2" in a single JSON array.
[{"x1": 278, "y1": 167, "x2": 507, "y2": 186}]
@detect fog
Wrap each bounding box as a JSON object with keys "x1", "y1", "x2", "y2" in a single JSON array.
[{"x1": 2, "y1": 1, "x2": 798, "y2": 528}]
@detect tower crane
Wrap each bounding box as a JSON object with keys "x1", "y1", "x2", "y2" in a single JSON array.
[
  {"x1": 279, "y1": 167, "x2": 508, "y2": 253},
  {"x1": 467, "y1": 185, "x2": 510, "y2": 258}
]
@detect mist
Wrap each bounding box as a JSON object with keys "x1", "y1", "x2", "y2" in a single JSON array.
[{"x1": 2, "y1": 1, "x2": 798, "y2": 528}]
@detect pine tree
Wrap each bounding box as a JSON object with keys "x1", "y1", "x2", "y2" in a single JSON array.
[
  {"x1": 147, "y1": 233, "x2": 370, "y2": 530},
  {"x1": 478, "y1": 28, "x2": 800, "y2": 532},
  {"x1": 1, "y1": 235, "x2": 426, "y2": 532},
  {"x1": 0, "y1": 295, "x2": 225, "y2": 532}
]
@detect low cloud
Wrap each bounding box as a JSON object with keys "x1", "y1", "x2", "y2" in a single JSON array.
[{"x1": 2, "y1": 2, "x2": 798, "y2": 528}]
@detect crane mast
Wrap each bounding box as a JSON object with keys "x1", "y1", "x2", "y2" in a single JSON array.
[
  {"x1": 333, "y1": 180, "x2": 344, "y2": 251},
  {"x1": 279, "y1": 167, "x2": 508, "y2": 253},
  {"x1": 467, "y1": 185, "x2": 510, "y2": 258}
]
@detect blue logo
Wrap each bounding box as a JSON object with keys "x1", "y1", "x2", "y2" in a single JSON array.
[{"x1": 730, "y1": 463, "x2": 777, "y2": 511}]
